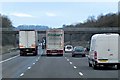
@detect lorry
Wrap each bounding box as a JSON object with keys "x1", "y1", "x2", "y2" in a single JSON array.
[
  {"x1": 46, "y1": 29, "x2": 64, "y2": 56},
  {"x1": 19, "y1": 30, "x2": 38, "y2": 56},
  {"x1": 88, "y1": 33, "x2": 120, "y2": 69}
]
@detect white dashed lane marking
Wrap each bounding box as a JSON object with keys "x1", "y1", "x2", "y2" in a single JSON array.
[
  {"x1": 73, "y1": 66, "x2": 77, "y2": 69},
  {"x1": 33, "y1": 63, "x2": 35, "y2": 65},
  {"x1": 38, "y1": 57, "x2": 40, "y2": 59},
  {"x1": 67, "y1": 59, "x2": 69, "y2": 61},
  {"x1": 65, "y1": 57, "x2": 84, "y2": 77},
  {"x1": 36, "y1": 59, "x2": 38, "y2": 61},
  {"x1": 70, "y1": 62, "x2": 72, "y2": 64},
  {"x1": 79, "y1": 72, "x2": 83, "y2": 76},
  {"x1": 20, "y1": 73, "x2": 24, "y2": 76},
  {"x1": 28, "y1": 67, "x2": 31, "y2": 70}
]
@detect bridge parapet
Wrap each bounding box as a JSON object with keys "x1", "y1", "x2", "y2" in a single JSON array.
[{"x1": 1, "y1": 27, "x2": 120, "y2": 34}]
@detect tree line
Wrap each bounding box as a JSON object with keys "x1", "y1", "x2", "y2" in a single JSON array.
[
  {"x1": 0, "y1": 14, "x2": 15, "y2": 46},
  {"x1": 63, "y1": 12, "x2": 119, "y2": 47},
  {"x1": 1, "y1": 12, "x2": 119, "y2": 47},
  {"x1": 0, "y1": 14, "x2": 13, "y2": 29},
  {"x1": 63, "y1": 12, "x2": 119, "y2": 28}
]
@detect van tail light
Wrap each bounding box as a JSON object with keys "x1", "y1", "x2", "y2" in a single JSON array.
[{"x1": 94, "y1": 51, "x2": 97, "y2": 59}]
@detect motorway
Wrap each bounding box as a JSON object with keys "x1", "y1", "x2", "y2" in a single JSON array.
[{"x1": 1, "y1": 46, "x2": 119, "y2": 79}]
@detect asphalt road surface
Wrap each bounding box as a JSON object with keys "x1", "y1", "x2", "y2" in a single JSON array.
[{"x1": 1, "y1": 46, "x2": 119, "y2": 79}]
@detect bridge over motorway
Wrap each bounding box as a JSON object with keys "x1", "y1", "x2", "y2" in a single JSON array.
[
  {"x1": 63, "y1": 27, "x2": 119, "y2": 34},
  {"x1": 1, "y1": 27, "x2": 120, "y2": 34},
  {"x1": 1, "y1": 27, "x2": 120, "y2": 47}
]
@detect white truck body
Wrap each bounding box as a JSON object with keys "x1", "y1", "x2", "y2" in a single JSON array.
[
  {"x1": 88, "y1": 33, "x2": 120, "y2": 69},
  {"x1": 19, "y1": 30, "x2": 38, "y2": 56},
  {"x1": 46, "y1": 29, "x2": 64, "y2": 56}
]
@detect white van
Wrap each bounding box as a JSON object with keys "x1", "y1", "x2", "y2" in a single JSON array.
[{"x1": 88, "y1": 33, "x2": 120, "y2": 69}]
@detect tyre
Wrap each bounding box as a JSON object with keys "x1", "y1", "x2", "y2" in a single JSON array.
[
  {"x1": 82, "y1": 54, "x2": 86, "y2": 57},
  {"x1": 93, "y1": 64, "x2": 97, "y2": 69},
  {"x1": 33, "y1": 53, "x2": 37, "y2": 56},
  {"x1": 89, "y1": 62, "x2": 92, "y2": 67},
  {"x1": 20, "y1": 51, "x2": 24, "y2": 56},
  {"x1": 20, "y1": 53, "x2": 23, "y2": 56},
  {"x1": 33, "y1": 49, "x2": 38, "y2": 56},
  {"x1": 72, "y1": 54, "x2": 75, "y2": 57},
  {"x1": 117, "y1": 65, "x2": 120, "y2": 70},
  {"x1": 23, "y1": 53, "x2": 27, "y2": 56},
  {"x1": 35, "y1": 51, "x2": 38, "y2": 56},
  {"x1": 47, "y1": 54, "x2": 50, "y2": 56},
  {"x1": 59, "y1": 54, "x2": 63, "y2": 56},
  {"x1": 20, "y1": 53, "x2": 26, "y2": 56},
  {"x1": 92, "y1": 62, "x2": 98, "y2": 69},
  {"x1": 33, "y1": 52, "x2": 37, "y2": 56}
]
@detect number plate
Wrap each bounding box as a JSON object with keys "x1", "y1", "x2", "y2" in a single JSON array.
[{"x1": 99, "y1": 60, "x2": 108, "y2": 62}]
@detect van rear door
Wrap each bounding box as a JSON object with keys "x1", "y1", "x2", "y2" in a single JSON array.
[
  {"x1": 97, "y1": 37, "x2": 109, "y2": 62},
  {"x1": 19, "y1": 31, "x2": 28, "y2": 48},
  {"x1": 107, "y1": 35, "x2": 118, "y2": 63}
]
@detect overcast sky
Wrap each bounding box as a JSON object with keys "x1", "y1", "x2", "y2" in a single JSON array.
[{"x1": 0, "y1": 1, "x2": 119, "y2": 28}]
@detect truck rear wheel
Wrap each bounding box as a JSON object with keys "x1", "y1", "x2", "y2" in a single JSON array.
[
  {"x1": 20, "y1": 53, "x2": 26, "y2": 56},
  {"x1": 82, "y1": 54, "x2": 86, "y2": 57},
  {"x1": 33, "y1": 50, "x2": 38, "y2": 56},
  {"x1": 20, "y1": 53, "x2": 23, "y2": 56},
  {"x1": 33, "y1": 53, "x2": 37, "y2": 56},
  {"x1": 117, "y1": 65, "x2": 120, "y2": 69},
  {"x1": 20, "y1": 51, "x2": 24, "y2": 56}
]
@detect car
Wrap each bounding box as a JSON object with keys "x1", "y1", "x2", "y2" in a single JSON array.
[
  {"x1": 65, "y1": 45, "x2": 73, "y2": 53},
  {"x1": 72, "y1": 46, "x2": 86, "y2": 57}
]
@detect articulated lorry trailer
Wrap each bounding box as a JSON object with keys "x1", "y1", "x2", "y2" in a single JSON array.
[
  {"x1": 46, "y1": 29, "x2": 64, "y2": 56},
  {"x1": 19, "y1": 30, "x2": 38, "y2": 56}
]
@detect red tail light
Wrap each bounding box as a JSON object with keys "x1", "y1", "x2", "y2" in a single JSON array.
[
  {"x1": 19, "y1": 45, "x2": 24, "y2": 48},
  {"x1": 94, "y1": 51, "x2": 97, "y2": 59}
]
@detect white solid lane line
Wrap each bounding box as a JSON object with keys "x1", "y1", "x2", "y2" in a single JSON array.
[
  {"x1": 0, "y1": 55, "x2": 19, "y2": 63},
  {"x1": 20, "y1": 73, "x2": 24, "y2": 76},
  {"x1": 79, "y1": 72, "x2": 83, "y2": 76}
]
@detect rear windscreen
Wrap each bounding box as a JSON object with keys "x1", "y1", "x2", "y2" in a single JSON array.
[
  {"x1": 75, "y1": 48, "x2": 84, "y2": 52},
  {"x1": 67, "y1": 47, "x2": 72, "y2": 49}
]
